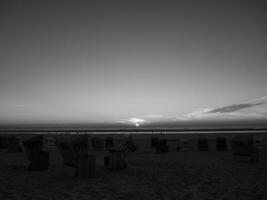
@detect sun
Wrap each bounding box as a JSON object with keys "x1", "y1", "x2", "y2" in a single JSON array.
[{"x1": 135, "y1": 124, "x2": 140, "y2": 127}]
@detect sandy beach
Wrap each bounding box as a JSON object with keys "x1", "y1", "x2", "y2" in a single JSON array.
[
  {"x1": 1, "y1": 0, "x2": 267, "y2": 199},
  {"x1": 1, "y1": 140, "x2": 266, "y2": 200}
]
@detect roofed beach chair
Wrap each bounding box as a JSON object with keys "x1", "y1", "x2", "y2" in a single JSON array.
[
  {"x1": 105, "y1": 137, "x2": 114, "y2": 149},
  {"x1": 0, "y1": 135, "x2": 8, "y2": 149},
  {"x1": 254, "y1": 137, "x2": 264, "y2": 150},
  {"x1": 91, "y1": 136, "x2": 105, "y2": 149},
  {"x1": 216, "y1": 137, "x2": 227, "y2": 151},
  {"x1": 151, "y1": 137, "x2": 159, "y2": 148},
  {"x1": 56, "y1": 135, "x2": 95, "y2": 177},
  {"x1": 7, "y1": 136, "x2": 22, "y2": 153},
  {"x1": 154, "y1": 139, "x2": 169, "y2": 153},
  {"x1": 22, "y1": 135, "x2": 49, "y2": 171},
  {"x1": 179, "y1": 139, "x2": 192, "y2": 151},
  {"x1": 231, "y1": 135, "x2": 259, "y2": 162},
  {"x1": 198, "y1": 138, "x2": 209, "y2": 151},
  {"x1": 151, "y1": 137, "x2": 169, "y2": 153},
  {"x1": 104, "y1": 135, "x2": 137, "y2": 169}
]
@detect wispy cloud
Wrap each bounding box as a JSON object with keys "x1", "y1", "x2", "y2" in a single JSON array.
[
  {"x1": 208, "y1": 103, "x2": 264, "y2": 113},
  {"x1": 116, "y1": 97, "x2": 267, "y2": 124},
  {"x1": 179, "y1": 96, "x2": 267, "y2": 121},
  {"x1": 255, "y1": 96, "x2": 267, "y2": 101}
]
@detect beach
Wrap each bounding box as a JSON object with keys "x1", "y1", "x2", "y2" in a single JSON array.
[{"x1": 0, "y1": 137, "x2": 266, "y2": 200}]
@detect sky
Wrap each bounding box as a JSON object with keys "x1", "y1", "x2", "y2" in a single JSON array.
[{"x1": 0, "y1": 0, "x2": 266, "y2": 127}]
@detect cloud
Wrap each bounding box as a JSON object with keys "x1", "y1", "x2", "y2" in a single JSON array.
[
  {"x1": 256, "y1": 96, "x2": 267, "y2": 101},
  {"x1": 181, "y1": 108, "x2": 213, "y2": 120},
  {"x1": 116, "y1": 114, "x2": 167, "y2": 125},
  {"x1": 128, "y1": 118, "x2": 145, "y2": 123},
  {"x1": 180, "y1": 96, "x2": 267, "y2": 121},
  {"x1": 116, "y1": 96, "x2": 267, "y2": 123},
  {"x1": 116, "y1": 117, "x2": 145, "y2": 125},
  {"x1": 208, "y1": 103, "x2": 264, "y2": 113}
]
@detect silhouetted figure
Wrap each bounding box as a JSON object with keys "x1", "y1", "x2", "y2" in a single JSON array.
[
  {"x1": 198, "y1": 138, "x2": 209, "y2": 151},
  {"x1": 231, "y1": 135, "x2": 259, "y2": 162},
  {"x1": 22, "y1": 135, "x2": 49, "y2": 171}
]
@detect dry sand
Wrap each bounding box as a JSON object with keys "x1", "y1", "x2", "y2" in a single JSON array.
[{"x1": 0, "y1": 146, "x2": 267, "y2": 200}]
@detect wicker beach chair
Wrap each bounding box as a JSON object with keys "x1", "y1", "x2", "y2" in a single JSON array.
[
  {"x1": 198, "y1": 138, "x2": 209, "y2": 151},
  {"x1": 7, "y1": 136, "x2": 22, "y2": 153},
  {"x1": 231, "y1": 135, "x2": 259, "y2": 162},
  {"x1": 104, "y1": 135, "x2": 137, "y2": 169},
  {"x1": 216, "y1": 137, "x2": 227, "y2": 151},
  {"x1": 56, "y1": 135, "x2": 95, "y2": 177},
  {"x1": 22, "y1": 135, "x2": 49, "y2": 171},
  {"x1": 154, "y1": 139, "x2": 169, "y2": 153}
]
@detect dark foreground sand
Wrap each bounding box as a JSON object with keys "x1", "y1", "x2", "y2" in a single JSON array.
[{"x1": 0, "y1": 148, "x2": 267, "y2": 200}]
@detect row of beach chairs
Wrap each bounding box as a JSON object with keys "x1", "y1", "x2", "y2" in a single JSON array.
[
  {"x1": 18, "y1": 134, "x2": 137, "y2": 177},
  {"x1": 151, "y1": 136, "x2": 260, "y2": 162},
  {"x1": 0, "y1": 134, "x2": 262, "y2": 177},
  {"x1": 0, "y1": 135, "x2": 22, "y2": 152}
]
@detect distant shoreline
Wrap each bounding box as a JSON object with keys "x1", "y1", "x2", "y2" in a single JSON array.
[{"x1": 1, "y1": 127, "x2": 267, "y2": 133}]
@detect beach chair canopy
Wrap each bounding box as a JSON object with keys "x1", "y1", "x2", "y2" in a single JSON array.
[{"x1": 22, "y1": 135, "x2": 43, "y2": 149}]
